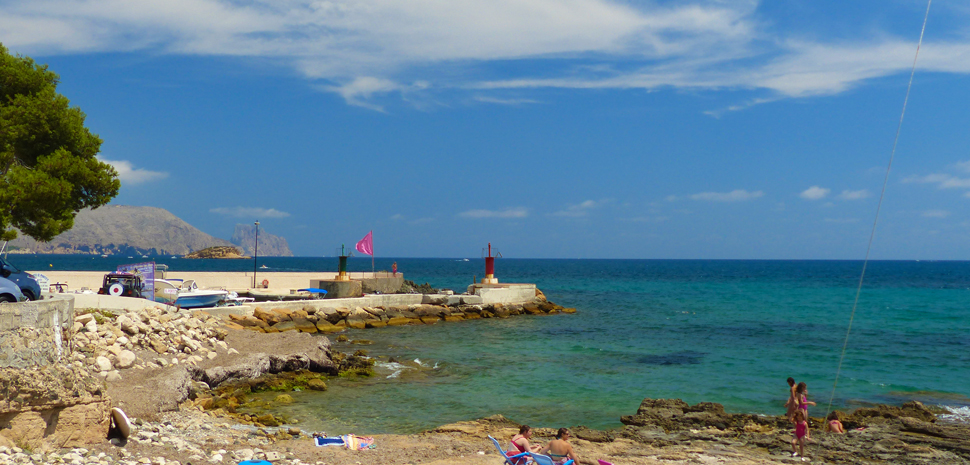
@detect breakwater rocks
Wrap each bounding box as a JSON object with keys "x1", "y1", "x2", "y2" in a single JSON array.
[
  {"x1": 617, "y1": 398, "x2": 970, "y2": 464},
  {"x1": 226, "y1": 300, "x2": 576, "y2": 333},
  {"x1": 68, "y1": 307, "x2": 342, "y2": 421},
  {"x1": 72, "y1": 308, "x2": 232, "y2": 378}
]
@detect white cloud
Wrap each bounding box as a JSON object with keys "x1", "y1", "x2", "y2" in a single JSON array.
[
  {"x1": 838, "y1": 189, "x2": 870, "y2": 200},
  {"x1": 551, "y1": 199, "x2": 602, "y2": 217},
  {"x1": 474, "y1": 96, "x2": 540, "y2": 105},
  {"x1": 99, "y1": 158, "x2": 168, "y2": 185},
  {"x1": 799, "y1": 186, "x2": 830, "y2": 200},
  {"x1": 922, "y1": 209, "x2": 950, "y2": 218},
  {"x1": 320, "y1": 78, "x2": 431, "y2": 111},
  {"x1": 390, "y1": 214, "x2": 404, "y2": 220},
  {"x1": 690, "y1": 189, "x2": 764, "y2": 202},
  {"x1": 955, "y1": 160, "x2": 970, "y2": 173},
  {"x1": 903, "y1": 173, "x2": 970, "y2": 189},
  {"x1": 459, "y1": 207, "x2": 528, "y2": 219},
  {"x1": 5, "y1": 1, "x2": 970, "y2": 111},
  {"x1": 210, "y1": 207, "x2": 290, "y2": 218}
]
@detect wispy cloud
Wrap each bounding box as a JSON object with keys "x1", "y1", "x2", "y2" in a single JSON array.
[
  {"x1": 459, "y1": 207, "x2": 528, "y2": 219},
  {"x1": 837, "y1": 189, "x2": 870, "y2": 200},
  {"x1": 99, "y1": 158, "x2": 168, "y2": 185},
  {"x1": 210, "y1": 207, "x2": 291, "y2": 218},
  {"x1": 321, "y1": 78, "x2": 430, "y2": 111},
  {"x1": 690, "y1": 189, "x2": 764, "y2": 202},
  {"x1": 922, "y1": 209, "x2": 950, "y2": 218},
  {"x1": 904, "y1": 173, "x2": 970, "y2": 189},
  {"x1": 6, "y1": 1, "x2": 968, "y2": 111},
  {"x1": 799, "y1": 186, "x2": 830, "y2": 200},
  {"x1": 551, "y1": 199, "x2": 604, "y2": 217},
  {"x1": 474, "y1": 96, "x2": 540, "y2": 105}
]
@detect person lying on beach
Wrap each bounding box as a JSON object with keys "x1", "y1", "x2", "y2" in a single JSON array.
[
  {"x1": 785, "y1": 377, "x2": 798, "y2": 422},
  {"x1": 509, "y1": 425, "x2": 543, "y2": 454},
  {"x1": 791, "y1": 409, "x2": 809, "y2": 459},
  {"x1": 539, "y1": 428, "x2": 581, "y2": 465},
  {"x1": 825, "y1": 412, "x2": 845, "y2": 433},
  {"x1": 795, "y1": 382, "x2": 816, "y2": 439}
]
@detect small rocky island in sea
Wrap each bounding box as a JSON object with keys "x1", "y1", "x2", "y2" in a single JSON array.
[{"x1": 182, "y1": 246, "x2": 249, "y2": 259}]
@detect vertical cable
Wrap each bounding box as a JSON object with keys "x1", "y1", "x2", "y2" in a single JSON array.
[{"x1": 825, "y1": 0, "x2": 932, "y2": 418}]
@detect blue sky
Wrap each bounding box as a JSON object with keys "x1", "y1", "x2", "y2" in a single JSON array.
[{"x1": 3, "y1": 0, "x2": 970, "y2": 259}]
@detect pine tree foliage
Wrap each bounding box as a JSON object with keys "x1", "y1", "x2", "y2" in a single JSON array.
[{"x1": 0, "y1": 43, "x2": 119, "y2": 242}]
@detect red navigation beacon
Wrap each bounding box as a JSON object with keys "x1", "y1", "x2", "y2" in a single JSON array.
[{"x1": 483, "y1": 242, "x2": 498, "y2": 284}]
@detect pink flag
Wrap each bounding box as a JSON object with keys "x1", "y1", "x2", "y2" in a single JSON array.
[{"x1": 356, "y1": 231, "x2": 373, "y2": 256}]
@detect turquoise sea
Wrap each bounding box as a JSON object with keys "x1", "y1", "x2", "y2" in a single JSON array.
[{"x1": 11, "y1": 255, "x2": 970, "y2": 433}]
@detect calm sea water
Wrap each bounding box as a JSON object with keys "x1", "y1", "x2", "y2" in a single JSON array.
[{"x1": 10, "y1": 255, "x2": 970, "y2": 433}]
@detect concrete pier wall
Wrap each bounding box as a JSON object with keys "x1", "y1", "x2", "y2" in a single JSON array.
[{"x1": 0, "y1": 295, "x2": 74, "y2": 368}]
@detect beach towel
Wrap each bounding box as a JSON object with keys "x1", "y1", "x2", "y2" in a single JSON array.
[
  {"x1": 341, "y1": 434, "x2": 376, "y2": 450},
  {"x1": 314, "y1": 436, "x2": 346, "y2": 447}
]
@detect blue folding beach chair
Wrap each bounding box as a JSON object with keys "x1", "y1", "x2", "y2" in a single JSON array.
[
  {"x1": 488, "y1": 435, "x2": 531, "y2": 465},
  {"x1": 529, "y1": 452, "x2": 574, "y2": 465}
]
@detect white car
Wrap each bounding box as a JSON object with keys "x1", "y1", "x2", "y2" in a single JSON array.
[{"x1": 0, "y1": 276, "x2": 25, "y2": 303}]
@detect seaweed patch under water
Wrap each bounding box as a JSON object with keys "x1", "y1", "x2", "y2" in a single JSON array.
[{"x1": 637, "y1": 351, "x2": 705, "y2": 366}]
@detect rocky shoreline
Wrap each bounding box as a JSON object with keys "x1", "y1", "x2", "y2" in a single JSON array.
[{"x1": 2, "y1": 302, "x2": 969, "y2": 464}]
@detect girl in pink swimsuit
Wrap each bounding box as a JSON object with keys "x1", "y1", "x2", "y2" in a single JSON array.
[
  {"x1": 791, "y1": 409, "x2": 808, "y2": 458},
  {"x1": 795, "y1": 382, "x2": 816, "y2": 439}
]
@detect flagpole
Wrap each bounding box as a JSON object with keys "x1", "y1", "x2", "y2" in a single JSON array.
[{"x1": 371, "y1": 231, "x2": 375, "y2": 278}]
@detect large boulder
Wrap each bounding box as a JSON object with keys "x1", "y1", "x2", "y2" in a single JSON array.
[
  {"x1": 846, "y1": 400, "x2": 937, "y2": 425},
  {"x1": 621, "y1": 398, "x2": 733, "y2": 432}
]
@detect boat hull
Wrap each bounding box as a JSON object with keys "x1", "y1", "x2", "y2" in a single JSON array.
[{"x1": 175, "y1": 291, "x2": 227, "y2": 309}]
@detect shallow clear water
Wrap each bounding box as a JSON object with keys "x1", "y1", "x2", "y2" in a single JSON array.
[{"x1": 12, "y1": 255, "x2": 970, "y2": 433}]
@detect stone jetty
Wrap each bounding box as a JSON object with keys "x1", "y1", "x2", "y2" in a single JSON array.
[{"x1": 224, "y1": 299, "x2": 576, "y2": 333}]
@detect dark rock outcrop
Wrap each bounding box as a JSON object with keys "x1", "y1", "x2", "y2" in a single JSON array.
[
  {"x1": 618, "y1": 398, "x2": 970, "y2": 464},
  {"x1": 190, "y1": 332, "x2": 336, "y2": 388}
]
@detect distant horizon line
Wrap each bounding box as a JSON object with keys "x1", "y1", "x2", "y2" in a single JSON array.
[{"x1": 7, "y1": 253, "x2": 967, "y2": 262}]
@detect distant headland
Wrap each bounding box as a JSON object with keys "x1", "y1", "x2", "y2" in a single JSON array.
[{"x1": 5, "y1": 205, "x2": 292, "y2": 257}]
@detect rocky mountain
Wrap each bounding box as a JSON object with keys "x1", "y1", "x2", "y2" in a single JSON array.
[
  {"x1": 5, "y1": 206, "x2": 292, "y2": 256},
  {"x1": 231, "y1": 224, "x2": 293, "y2": 257}
]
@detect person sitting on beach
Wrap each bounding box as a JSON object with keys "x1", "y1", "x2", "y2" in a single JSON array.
[
  {"x1": 791, "y1": 409, "x2": 809, "y2": 458},
  {"x1": 509, "y1": 425, "x2": 543, "y2": 455},
  {"x1": 825, "y1": 412, "x2": 845, "y2": 434},
  {"x1": 539, "y1": 428, "x2": 580, "y2": 465},
  {"x1": 784, "y1": 377, "x2": 798, "y2": 422},
  {"x1": 795, "y1": 382, "x2": 816, "y2": 439}
]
